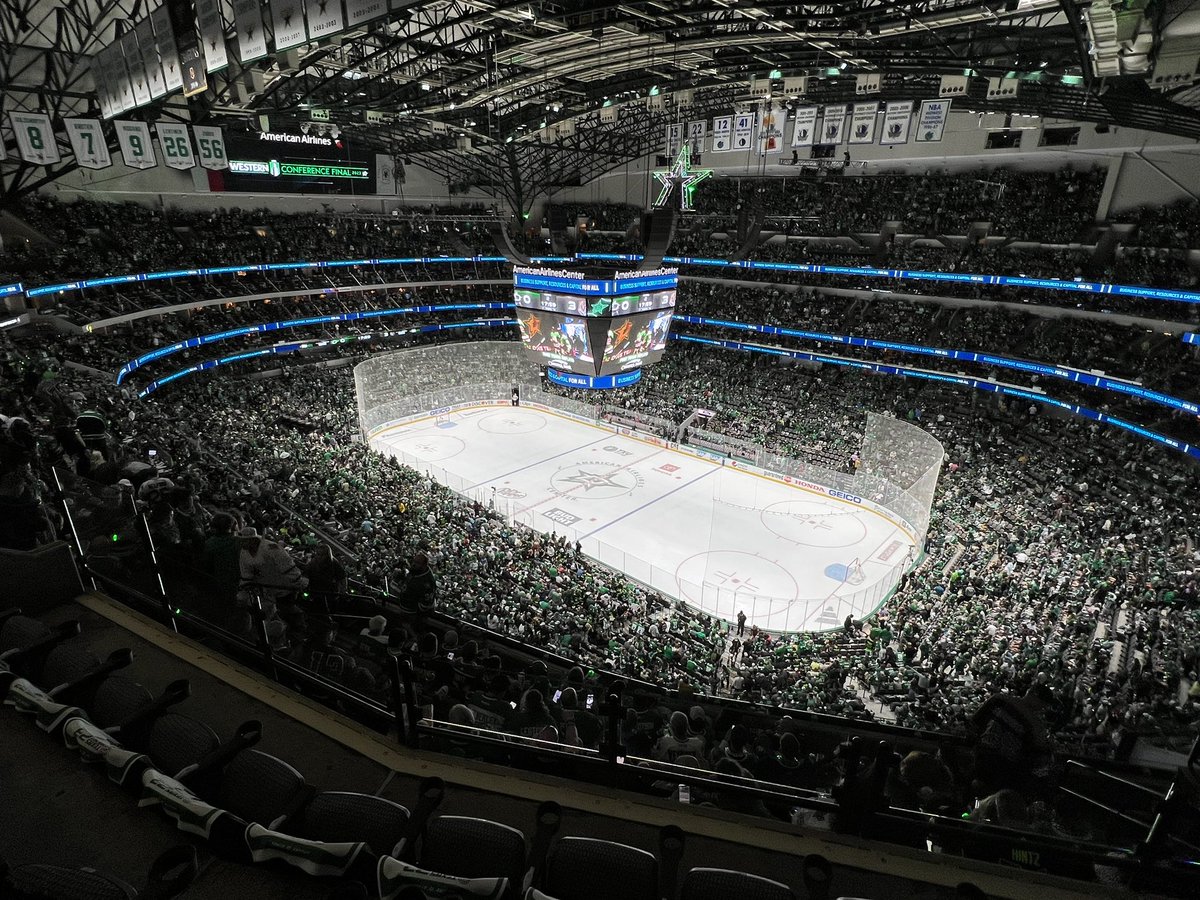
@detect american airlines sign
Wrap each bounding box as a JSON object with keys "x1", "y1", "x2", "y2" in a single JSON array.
[{"x1": 257, "y1": 132, "x2": 334, "y2": 146}]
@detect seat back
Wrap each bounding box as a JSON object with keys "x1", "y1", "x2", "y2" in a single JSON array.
[
  {"x1": 419, "y1": 815, "x2": 527, "y2": 886},
  {"x1": 544, "y1": 836, "x2": 657, "y2": 900},
  {"x1": 214, "y1": 749, "x2": 306, "y2": 828},
  {"x1": 40, "y1": 643, "x2": 101, "y2": 692},
  {"x1": 146, "y1": 712, "x2": 220, "y2": 778},
  {"x1": 682, "y1": 867, "x2": 796, "y2": 900},
  {"x1": 3, "y1": 862, "x2": 137, "y2": 900},
  {"x1": 297, "y1": 791, "x2": 410, "y2": 857},
  {"x1": 89, "y1": 676, "x2": 153, "y2": 730}
]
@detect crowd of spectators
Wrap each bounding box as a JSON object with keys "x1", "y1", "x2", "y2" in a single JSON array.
[{"x1": 4, "y1": 185, "x2": 1200, "y2": 854}]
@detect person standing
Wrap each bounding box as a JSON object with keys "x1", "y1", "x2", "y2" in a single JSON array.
[{"x1": 737, "y1": 609, "x2": 747, "y2": 638}]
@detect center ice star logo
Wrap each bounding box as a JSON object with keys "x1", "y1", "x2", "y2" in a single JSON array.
[{"x1": 550, "y1": 461, "x2": 643, "y2": 500}]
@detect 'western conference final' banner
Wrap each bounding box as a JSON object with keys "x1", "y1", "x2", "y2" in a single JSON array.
[
  {"x1": 915, "y1": 99, "x2": 951, "y2": 142},
  {"x1": 791, "y1": 107, "x2": 817, "y2": 146},
  {"x1": 194, "y1": 0, "x2": 229, "y2": 72},
  {"x1": 65, "y1": 119, "x2": 112, "y2": 169},
  {"x1": 880, "y1": 100, "x2": 914, "y2": 144},
  {"x1": 233, "y1": 0, "x2": 268, "y2": 63},
  {"x1": 849, "y1": 103, "x2": 877, "y2": 144}
]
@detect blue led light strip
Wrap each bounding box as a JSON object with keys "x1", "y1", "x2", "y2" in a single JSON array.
[
  {"x1": 577, "y1": 253, "x2": 1200, "y2": 306},
  {"x1": 675, "y1": 315, "x2": 1200, "y2": 417},
  {"x1": 671, "y1": 333, "x2": 1199, "y2": 461},
  {"x1": 136, "y1": 319, "x2": 517, "y2": 398},
  {"x1": 116, "y1": 302, "x2": 516, "y2": 384}
]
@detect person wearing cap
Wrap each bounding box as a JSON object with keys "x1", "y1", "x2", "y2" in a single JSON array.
[
  {"x1": 238, "y1": 525, "x2": 307, "y2": 644},
  {"x1": 200, "y1": 512, "x2": 241, "y2": 608}
]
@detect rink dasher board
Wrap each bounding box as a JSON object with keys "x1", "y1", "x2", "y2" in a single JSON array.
[{"x1": 367, "y1": 400, "x2": 919, "y2": 543}]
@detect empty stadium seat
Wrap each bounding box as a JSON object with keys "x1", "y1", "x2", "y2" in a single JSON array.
[
  {"x1": 213, "y1": 749, "x2": 308, "y2": 829},
  {"x1": 292, "y1": 791, "x2": 410, "y2": 857},
  {"x1": 542, "y1": 836, "x2": 657, "y2": 900},
  {"x1": 418, "y1": 815, "x2": 527, "y2": 887},
  {"x1": 681, "y1": 867, "x2": 795, "y2": 900},
  {"x1": 145, "y1": 712, "x2": 220, "y2": 778}
]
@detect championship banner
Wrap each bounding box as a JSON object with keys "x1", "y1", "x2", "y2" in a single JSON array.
[
  {"x1": 271, "y1": 0, "x2": 309, "y2": 51},
  {"x1": 157, "y1": 122, "x2": 196, "y2": 169},
  {"x1": 791, "y1": 107, "x2": 817, "y2": 146},
  {"x1": 376, "y1": 152, "x2": 396, "y2": 194},
  {"x1": 115, "y1": 120, "x2": 157, "y2": 169},
  {"x1": 10, "y1": 112, "x2": 61, "y2": 165},
  {"x1": 915, "y1": 98, "x2": 951, "y2": 142},
  {"x1": 119, "y1": 29, "x2": 151, "y2": 108},
  {"x1": 880, "y1": 100, "x2": 914, "y2": 145},
  {"x1": 732, "y1": 112, "x2": 753, "y2": 151},
  {"x1": 233, "y1": 0, "x2": 269, "y2": 63},
  {"x1": 345, "y1": 0, "x2": 387, "y2": 28},
  {"x1": 758, "y1": 105, "x2": 783, "y2": 155},
  {"x1": 151, "y1": 4, "x2": 184, "y2": 95},
  {"x1": 665, "y1": 122, "x2": 683, "y2": 157},
  {"x1": 193, "y1": 124, "x2": 228, "y2": 169},
  {"x1": 305, "y1": 0, "x2": 345, "y2": 40},
  {"x1": 92, "y1": 46, "x2": 118, "y2": 119},
  {"x1": 711, "y1": 115, "x2": 733, "y2": 152},
  {"x1": 137, "y1": 18, "x2": 166, "y2": 100},
  {"x1": 194, "y1": 0, "x2": 229, "y2": 72},
  {"x1": 849, "y1": 103, "x2": 877, "y2": 144},
  {"x1": 107, "y1": 41, "x2": 135, "y2": 114},
  {"x1": 819, "y1": 103, "x2": 847, "y2": 145},
  {"x1": 65, "y1": 118, "x2": 112, "y2": 169},
  {"x1": 686, "y1": 120, "x2": 706, "y2": 153}
]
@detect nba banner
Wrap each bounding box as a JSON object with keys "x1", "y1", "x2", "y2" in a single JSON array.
[
  {"x1": 880, "y1": 100, "x2": 914, "y2": 145},
  {"x1": 151, "y1": 4, "x2": 184, "y2": 95},
  {"x1": 157, "y1": 122, "x2": 196, "y2": 169},
  {"x1": 849, "y1": 103, "x2": 877, "y2": 144},
  {"x1": 115, "y1": 120, "x2": 157, "y2": 169},
  {"x1": 345, "y1": 0, "x2": 387, "y2": 28},
  {"x1": 665, "y1": 122, "x2": 683, "y2": 157},
  {"x1": 376, "y1": 153, "x2": 397, "y2": 194},
  {"x1": 819, "y1": 103, "x2": 846, "y2": 145},
  {"x1": 233, "y1": 0, "x2": 269, "y2": 63},
  {"x1": 65, "y1": 119, "x2": 112, "y2": 169},
  {"x1": 711, "y1": 115, "x2": 733, "y2": 151},
  {"x1": 271, "y1": 0, "x2": 309, "y2": 51},
  {"x1": 10, "y1": 112, "x2": 60, "y2": 165},
  {"x1": 306, "y1": 0, "x2": 345, "y2": 39},
  {"x1": 758, "y1": 106, "x2": 783, "y2": 155},
  {"x1": 194, "y1": 0, "x2": 229, "y2": 72},
  {"x1": 732, "y1": 112, "x2": 753, "y2": 151},
  {"x1": 120, "y1": 30, "x2": 151, "y2": 108},
  {"x1": 193, "y1": 125, "x2": 228, "y2": 169},
  {"x1": 915, "y1": 98, "x2": 951, "y2": 142},
  {"x1": 791, "y1": 107, "x2": 817, "y2": 146},
  {"x1": 136, "y1": 19, "x2": 166, "y2": 100},
  {"x1": 687, "y1": 120, "x2": 706, "y2": 153}
]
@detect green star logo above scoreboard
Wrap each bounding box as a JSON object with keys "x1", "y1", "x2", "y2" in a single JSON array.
[
  {"x1": 652, "y1": 144, "x2": 712, "y2": 212},
  {"x1": 588, "y1": 298, "x2": 612, "y2": 316}
]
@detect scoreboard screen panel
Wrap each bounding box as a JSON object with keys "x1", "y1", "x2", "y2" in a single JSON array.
[
  {"x1": 598, "y1": 309, "x2": 674, "y2": 375},
  {"x1": 515, "y1": 307, "x2": 596, "y2": 375}
]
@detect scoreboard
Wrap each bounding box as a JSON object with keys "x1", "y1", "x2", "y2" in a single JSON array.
[{"x1": 513, "y1": 266, "x2": 678, "y2": 381}]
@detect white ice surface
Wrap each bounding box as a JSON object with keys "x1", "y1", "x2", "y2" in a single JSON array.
[{"x1": 372, "y1": 405, "x2": 914, "y2": 632}]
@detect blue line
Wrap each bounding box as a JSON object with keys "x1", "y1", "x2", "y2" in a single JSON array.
[
  {"x1": 464, "y1": 432, "x2": 612, "y2": 491},
  {"x1": 577, "y1": 465, "x2": 720, "y2": 541}
]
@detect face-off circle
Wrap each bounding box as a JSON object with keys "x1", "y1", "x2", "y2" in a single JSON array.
[
  {"x1": 386, "y1": 433, "x2": 466, "y2": 462},
  {"x1": 760, "y1": 499, "x2": 868, "y2": 548},
  {"x1": 477, "y1": 411, "x2": 548, "y2": 434},
  {"x1": 674, "y1": 550, "x2": 800, "y2": 613},
  {"x1": 549, "y1": 461, "x2": 643, "y2": 500}
]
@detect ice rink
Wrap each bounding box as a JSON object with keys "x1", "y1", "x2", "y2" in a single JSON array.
[{"x1": 371, "y1": 405, "x2": 915, "y2": 632}]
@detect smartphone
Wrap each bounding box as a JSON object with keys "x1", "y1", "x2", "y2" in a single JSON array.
[
  {"x1": 678, "y1": 784, "x2": 690, "y2": 804},
  {"x1": 446, "y1": 652, "x2": 454, "y2": 661},
  {"x1": 509, "y1": 701, "x2": 517, "y2": 710},
  {"x1": 585, "y1": 693, "x2": 594, "y2": 710},
  {"x1": 553, "y1": 689, "x2": 563, "y2": 703},
  {"x1": 148, "y1": 449, "x2": 157, "y2": 458}
]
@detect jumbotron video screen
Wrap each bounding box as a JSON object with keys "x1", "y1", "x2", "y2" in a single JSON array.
[{"x1": 512, "y1": 266, "x2": 678, "y2": 379}]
